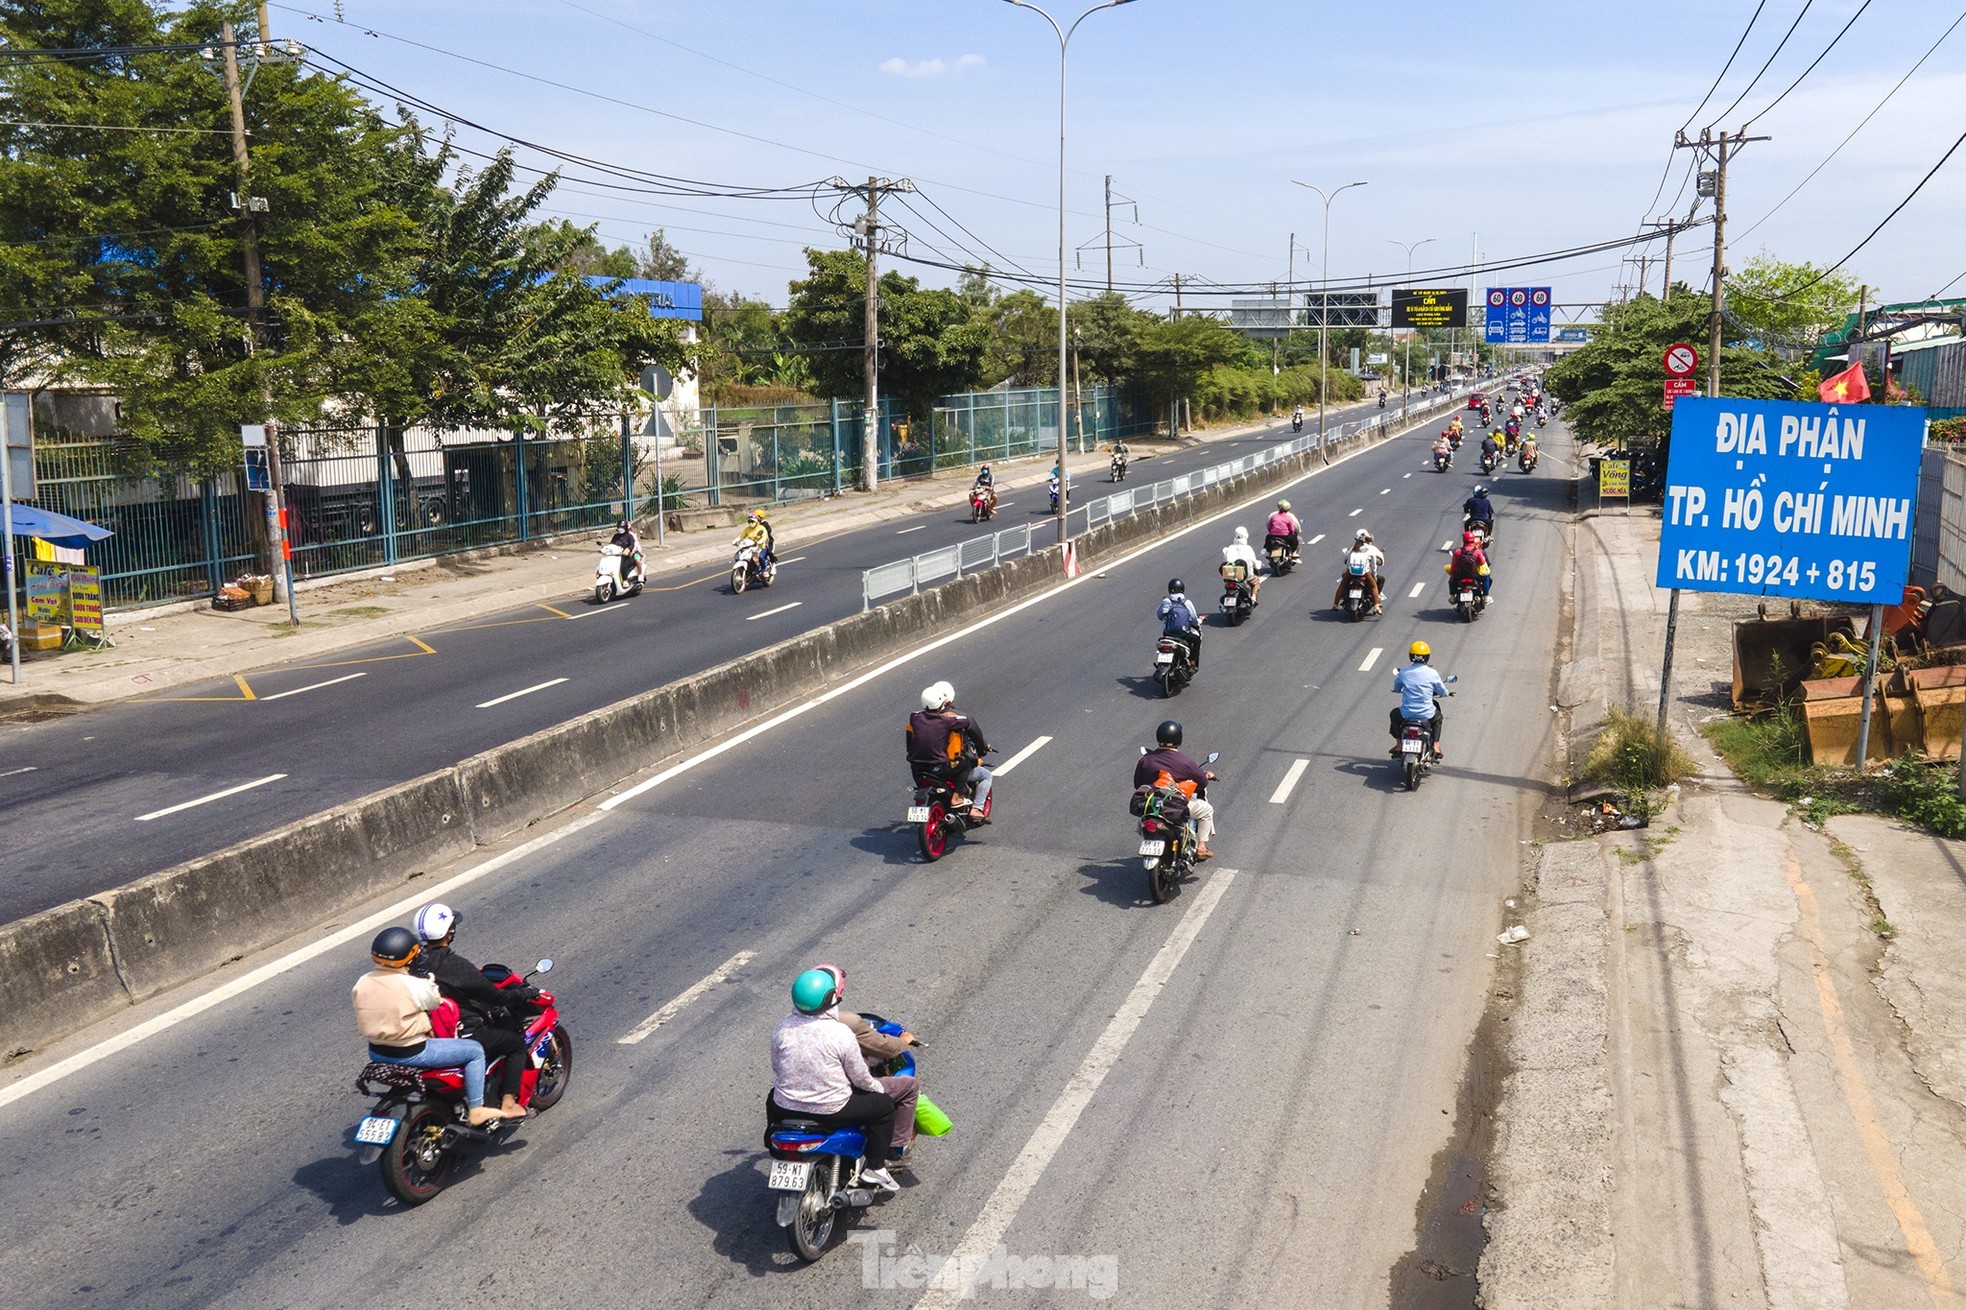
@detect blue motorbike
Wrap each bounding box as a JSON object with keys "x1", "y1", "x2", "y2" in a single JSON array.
[{"x1": 766, "y1": 1014, "x2": 918, "y2": 1262}]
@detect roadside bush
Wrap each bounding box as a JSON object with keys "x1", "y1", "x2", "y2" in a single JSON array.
[
  {"x1": 1584, "y1": 706, "x2": 1696, "y2": 799},
  {"x1": 1877, "y1": 758, "x2": 1966, "y2": 839}
]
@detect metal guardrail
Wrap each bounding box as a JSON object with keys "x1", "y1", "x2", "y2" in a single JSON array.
[{"x1": 859, "y1": 387, "x2": 1479, "y2": 610}]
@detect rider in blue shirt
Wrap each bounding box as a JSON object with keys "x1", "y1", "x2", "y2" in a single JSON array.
[
  {"x1": 1390, "y1": 640, "x2": 1450, "y2": 758},
  {"x1": 1157, "y1": 579, "x2": 1202, "y2": 671}
]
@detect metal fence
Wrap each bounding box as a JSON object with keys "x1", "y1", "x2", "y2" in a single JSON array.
[
  {"x1": 860, "y1": 387, "x2": 1476, "y2": 610},
  {"x1": 13, "y1": 382, "x2": 1152, "y2": 613}
]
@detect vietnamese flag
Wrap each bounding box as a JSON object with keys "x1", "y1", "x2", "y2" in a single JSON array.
[{"x1": 1818, "y1": 360, "x2": 1872, "y2": 404}]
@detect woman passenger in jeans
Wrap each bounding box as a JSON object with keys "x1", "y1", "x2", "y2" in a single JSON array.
[{"x1": 352, "y1": 927, "x2": 518, "y2": 1127}]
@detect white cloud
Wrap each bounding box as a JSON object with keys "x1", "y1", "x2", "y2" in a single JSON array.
[{"x1": 880, "y1": 53, "x2": 985, "y2": 79}]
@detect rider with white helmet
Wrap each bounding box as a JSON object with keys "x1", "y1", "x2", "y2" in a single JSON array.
[
  {"x1": 412, "y1": 901, "x2": 541, "y2": 1120},
  {"x1": 1333, "y1": 528, "x2": 1386, "y2": 615},
  {"x1": 904, "y1": 681, "x2": 994, "y2": 821}
]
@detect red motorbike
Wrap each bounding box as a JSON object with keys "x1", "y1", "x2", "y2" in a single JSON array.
[
  {"x1": 969, "y1": 487, "x2": 996, "y2": 522},
  {"x1": 352, "y1": 959, "x2": 572, "y2": 1206}
]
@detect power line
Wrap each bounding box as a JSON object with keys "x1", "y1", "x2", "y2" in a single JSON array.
[
  {"x1": 1636, "y1": 0, "x2": 1770, "y2": 220},
  {"x1": 1704, "y1": 0, "x2": 1816, "y2": 129},
  {"x1": 1742, "y1": 0, "x2": 1873, "y2": 127},
  {"x1": 1929, "y1": 267, "x2": 1966, "y2": 299},
  {"x1": 1734, "y1": 6, "x2": 1966, "y2": 241}
]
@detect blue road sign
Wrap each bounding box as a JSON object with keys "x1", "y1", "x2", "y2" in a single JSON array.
[
  {"x1": 1656, "y1": 396, "x2": 1928, "y2": 603},
  {"x1": 1484, "y1": 287, "x2": 1552, "y2": 343}
]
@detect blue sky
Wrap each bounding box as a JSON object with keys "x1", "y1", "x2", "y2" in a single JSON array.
[{"x1": 274, "y1": 0, "x2": 1966, "y2": 316}]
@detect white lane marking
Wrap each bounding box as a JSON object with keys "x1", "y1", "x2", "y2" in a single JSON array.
[
  {"x1": 1348, "y1": 508, "x2": 1363, "y2": 517},
  {"x1": 778, "y1": 555, "x2": 808, "y2": 565},
  {"x1": 0, "y1": 766, "x2": 37, "y2": 779},
  {"x1": 618, "y1": 949, "x2": 757, "y2": 1046},
  {"x1": 912, "y1": 869, "x2": 1238, "y2": 1310},
  {"x1": 257, "y1": 672, "x2": 366, "y2": 702},
  {"x1": 1268, "y1": 759, "x2": 1310, "y2": 805},
  {"x1": 7, "y1": 412, "x2": 1431, "y2": 1108},
  {"x1": 1307, "y1": 534, "x2": 1325, "y2": 546},
  {"x1": 135, "y1": 774, "x2": 288, "y2": 822},
  {"x1": 1380, "y1": 488, "x2": 1390, "y2": 495},
  {"x1": 897, "y1": 525, "x2": 927, "y2": 535},
  {"x1": 745, "y1": 602, "x2": 804, "y2": 621},
  {"x1": 0, "y1": 812, "x2": 606, "y2": 1112},
  {"x1": 564, "y1": 603, "x2": 630, "y2": 621},
  {"x1": 993, "y1": 735, "x2": 1053, "y2": 776},
  {"x1": 476, "y1": 677, "x2": 569, "y2": 709},
  {"x1": 996, "y1": 501, "x2": 1016, "y2": 509},
  {"x1": 1404, "y1": 472, "x2": 1413, "y2": 479},
  {"x1": 1441, "y1": 540, "x2": 1453, "y2": 551},
  {"x1": 1359, "y1": 647, "x2": 1385, "y2": 672},
  {"x1": 1409, "y1": 581, "x2": 1427, "y2": 598}
]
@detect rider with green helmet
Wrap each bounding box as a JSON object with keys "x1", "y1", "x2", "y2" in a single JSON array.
[{"x1": 768, "y1": 967, "x2": 904, "y2": 1192}]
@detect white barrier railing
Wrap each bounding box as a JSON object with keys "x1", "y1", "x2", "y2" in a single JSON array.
[{"x1": 860, "y1": 387, "x2": 1477, "y2": 609}]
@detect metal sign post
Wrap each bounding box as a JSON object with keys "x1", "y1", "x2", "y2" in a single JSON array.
[{"x1": 1, "y1": 394, "x2": 30, "y2": 684}]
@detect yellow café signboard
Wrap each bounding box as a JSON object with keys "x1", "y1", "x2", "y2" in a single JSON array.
[{"x1": 1598, "y1": 458, "x2": 1631, "y2": 498}]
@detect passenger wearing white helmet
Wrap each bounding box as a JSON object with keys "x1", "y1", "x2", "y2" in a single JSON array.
[
  {"x1": 1332, "y1": 528, "x2": 1386, "y2": 615},
  {"x1": 412, "y1": 901, "x2": 541, "y2": 1120},
  {"x1": 1221, "y1": 524, "x2": 1264, "y2": 599},
  {"x1": 903, "y1": 681, "x2": 994, "y2": 821}
]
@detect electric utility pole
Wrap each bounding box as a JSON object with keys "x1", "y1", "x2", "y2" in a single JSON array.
[
  {"x1": 834, "y1": 176, "x2": 912, "y2": 491},
  {"x1": 219, "y1": 20, "x2": 297, "y2": 625},
  {"x1": 1656, "y1": 126, "x2": 1767, "y2": 739}
]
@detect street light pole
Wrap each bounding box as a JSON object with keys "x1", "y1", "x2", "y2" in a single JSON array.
[
  {"x1": 1387, "y1": 237, "x2": 1434, "y2": 409},
  {"x1": 1002, "y1": 0, "x2": 1136, "y2": 547},
  {"x1": 1293, "y1": 179, "x2": 1367, "y2": 446}
]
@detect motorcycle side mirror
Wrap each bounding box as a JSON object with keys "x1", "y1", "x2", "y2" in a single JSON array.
[
  {"x1": 1139, "y1": 745, "x2": 1149, "y2": 756},
  {"x1": 1202, "y1": 752, "x2": 1220, "y2": 765},
  {"x1": 534, "y1": 958, "x2": 554, "y2": 975},
  {"x1": 1446, "y1": 675, "x2": 1459, "y2": 683}
]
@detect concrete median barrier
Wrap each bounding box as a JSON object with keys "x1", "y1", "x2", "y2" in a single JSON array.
[
  {"x1": 10, "y1": 409, "x2": 1422, "y2": 1056},
  {"x1": 0, "y1": 901, "x2": 122, "y2": 1057}
]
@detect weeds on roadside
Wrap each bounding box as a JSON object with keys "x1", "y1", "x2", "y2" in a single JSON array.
[
  {"x1": 1584, "y1": 707, "x2": 1696, "y2": 816},
  {"x1": 1876, "y1": 758, "x2": 1966, "y2": 839}
]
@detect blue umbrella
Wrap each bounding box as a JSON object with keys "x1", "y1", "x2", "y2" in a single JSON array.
[{"x1": 5, "y1": 503, "x2": 115, "y2": 550}]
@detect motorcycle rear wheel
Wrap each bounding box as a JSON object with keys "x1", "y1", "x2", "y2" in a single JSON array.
[
  {"x1": 918, "y1": 803, "x2": 949, "y2": 862},
  {"x1": 1404, "y1": 757, "x2": 1422, "y2": 791},
  {"x1": 1149, "y1": 852, "x2": 1180, "y2": 904},
  {"x1": 529, "y1": 1024, "x2": 574, "y2": 1111},
  {"x1": 380, "y1": 1103, "x2": 456, "y2": 1206},
  {"x1": 788, "y1": 1155, "x2": 841, "y2": 1262}
]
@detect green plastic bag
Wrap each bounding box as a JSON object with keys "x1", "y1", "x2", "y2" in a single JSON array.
[{"x1": 915, "y1": 1094, "x2": 954, "y2": 1137}]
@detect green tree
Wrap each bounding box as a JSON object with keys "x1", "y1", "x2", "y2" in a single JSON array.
[
  {"x1": 0, "y1": 0, "x2": 426, "y2": 469},
  {"x1": 1727, "y1": 254, "x2": 1864, "y2": 350},
  {"x1": 638, "y1": 229, "x2": 693, "y2": 282},
  {"x1": 1070, "y1": 292, "x2": 1154, "y2": 384},
  {"x1": 1545, "y1": 286, "x2": 1793, "y2": 450},
  {"x1": 1130, "y1": 316, "x2": 1246, "y2": 412},
  {"x1": 981, "y1": 289, "x2": 1058, "y2": 388},
  {"x1": 697, "y1": 290, "x2": 782, "y2": 398},
  {"x1": 782, "y1": 248, "x2": 986, "y2": 412}
]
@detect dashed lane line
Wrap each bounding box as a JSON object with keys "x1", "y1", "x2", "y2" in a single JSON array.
[
  {"x1": 994, "y1": 736, "x2": 1053, "y2": 775},
  {"x1": 618, "y1": 950, "x2": 758, "y2": 1045},
  {"x1": 1409, "y1": 582, "x2": 1426, "y2": 598},
  {"x1": 745, "y1": 602, "x2": 804, "y2": 621},
  {"x1": 257, "y1": 672, "x2": 366, "y2": 703},
  {"x1": 1268, "y1": 759, "x2": 1310, "y2": 804},
  {"x1": 135, "y1": 773, "x2": 288, "y2": 822},
  {"x1": 475, "y1": 677, "x2": 569, "y2": 709},
  {"x1": 1359, "y1": 646, "x2": 1385, "y2": 672}
]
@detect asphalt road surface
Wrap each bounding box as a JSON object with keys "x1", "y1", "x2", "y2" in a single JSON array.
[
  {"x1": 0, "y1": 401, "x2": 1570, "y2": 1308},
  {"x1": 0, "y1": 391, "x2": 1441, "y2": 921}
]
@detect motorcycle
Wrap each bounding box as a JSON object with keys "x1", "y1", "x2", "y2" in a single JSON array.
[
  {"x1": 1433, "y1": 447, "x2": 1454, "y2": 473},
  {"x1": 969, "y1": 487, "x2": 996, "y2": 523},
  {"x1": 1446, "y1": 428, "x2": 1463, "y2": 451},
  {"x1": 1453, "y1": 575, "x2": 1487, "y2": 623},
  {"x1": 767, "y1": 1012, "x2": 922, "y2": 1262},
  {"x1": 1219, "y1": 568, "x2": 1255, "y2": 627},
  {"x1": 1264, "y1": 535, "x2": 1297, "y2": 576},
  {"x1": 593, "y1": 541, "x2": 643, "y2": 605},
  {"x1": 1153, "y1": 631, "x2": 1197, "y2": 698},
  {"x1": 1378, "y1": 394, "x2": 1387, "y2": 409},
  {"x1": 731, "y1": 542, "x2": 777, "y2": 593},
  {"x1": 1292, "y1": 413, "x2": 1304, "y2": 433},
  {"x1": 1340, "y1": 563, "x2": 1377, "y2": 622},
  {"x1": 907, "y1": 750, "x2": 994, "y2": 862},
  {"x1": 1536, "y1": 413, "x2": 1548, "y2": 429},
  {"x1": 1395, "y1": 680, "x2": 1455, "y2": 791},
  {"x1": 352, "y1": 959, "x2": 570, "y2": 1207},
  {"x1": 1463, "y1": 516, "x2": 1494, "y2": 549},
  {"x1": 1048, "y1": 476, "x2": 1062, "y2": 514},
  {"x1": 1111, "y1": 451, "x2": 1128, "y2": 483},
  {"x1": 1480, "y1": 448, "x2": 1501, "y2": 475},
  {"x1": 1519, "y1": 444, "x2": 1539, "y2": 474},
  {"x1": 1133, "y1": 750, "x2": 1220, "y2": 904}
]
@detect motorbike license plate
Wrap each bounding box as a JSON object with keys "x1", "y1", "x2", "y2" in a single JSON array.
[
  {"x1": 1155, "y1": 651, "x2": 1174, "y2": 664},
  {"x1": 1401, "y1": 738, "x2": 1425, "y2": 755},
  {"x1": 355, "y1": 1115, "x2": 398, "y2": 1147},
  {"x1": 1139, "y1": 839, "x2": 1167, "y2": 856},
  {"x1": 768, "y1": 1159, "x2": 813, "y2": 1191},
  {"x1": 1348, "y1": 588, "x2": 1363, "y2": 600},
  {"x1": 906, "y1": 806, "x2": 931, "y2": 823}
]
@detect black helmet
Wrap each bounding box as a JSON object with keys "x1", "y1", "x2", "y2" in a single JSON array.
[
  {"x1": 1167, "y1": 578, "x2": 1184, "y2": 594},
  {"x1": 370, "y1": 926, "x2": 420, "y2": 968},
  {"x1": 1155, "y1": 720, "x2": 1184, "y2": 747}
]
